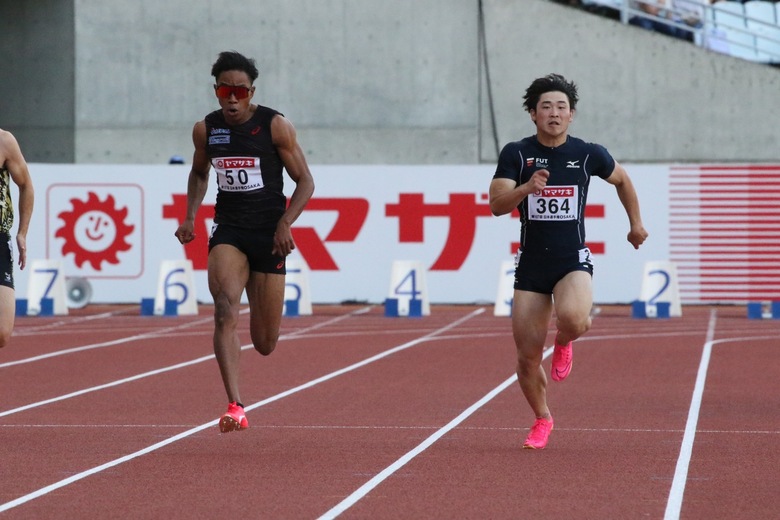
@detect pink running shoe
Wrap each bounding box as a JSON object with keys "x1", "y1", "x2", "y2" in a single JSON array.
[
  {"x1": 523, "y1": 416, "x2": 554, "y2": 449},
  {"x1": 219, "y1": 402, "x2": 248, "y2": 433},
  {"x1": 551, "y1": 341, "x2": 573, "y2": 382}
]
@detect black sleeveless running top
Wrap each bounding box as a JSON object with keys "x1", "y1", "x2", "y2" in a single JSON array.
[{"x1": 205, "y1": 105, "x2": 286, "y2": 231}]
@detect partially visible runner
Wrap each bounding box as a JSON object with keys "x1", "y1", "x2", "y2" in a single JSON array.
[
  {"x1": 0, "y1": 129, "x2": 34, "y2": 349},
  {"x1": 489, "y1": 74, "x2": 648, "y2": 449},
  {"x1": 175, "y1": 51, "x2": 315, "y2": 432}
]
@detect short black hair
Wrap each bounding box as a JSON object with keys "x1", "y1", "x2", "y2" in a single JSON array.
[
  {"x1": 211, "y1": 51, "x2": 259, "y2": 83},
  {"x1": 523, "y1": 73, "x2": 578, "y2": 113}
]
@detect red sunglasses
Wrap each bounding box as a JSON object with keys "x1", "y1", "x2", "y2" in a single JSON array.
[{"x1": 215, "y1": 85, "x2": 252, "y2": 100}]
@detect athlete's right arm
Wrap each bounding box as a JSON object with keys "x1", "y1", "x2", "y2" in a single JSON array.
[
  {"x1": 489, "y1": 170, "x2": 549, "y2": 216},
  {"x1": 175, "y1": 121, "x2": 210, "y2": 244}
]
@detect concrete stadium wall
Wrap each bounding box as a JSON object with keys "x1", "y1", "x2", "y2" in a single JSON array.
[
  {"x1": 481, "y1": 1, "x2": 780, "y2": 164},
  {"x1": 0, "y1": 0, "x2": 75, "y2": 162},
  {"x1": 69, "y1": 0, "x2": 479, "y2": 164},
  {"x1": 1, "y1": 0, "x2": 778, "y2": 165}
]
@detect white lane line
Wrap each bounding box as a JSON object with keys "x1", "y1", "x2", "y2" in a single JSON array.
[
  {"x1": 0, "y1": 315, "x2": 217, "y2": 369},
  {"x1": 0, "y1": 308, "x2": 483, "y2": 513},
  {"x1": 318, "y1": 376, "x2": 516, "y2": 519},
  {"x1": 317, "y1": 337, "x2": 553, "y2": 519},
  {"x1": 0, "y1": 354, "x2": 214, "y2": 419},
  {"x1": 0, "y1": 308, "x2": 368, "y2": 418},
  {"x1": 0, "y1": 423, "x2": 218, "y2": 513},
  {"x1": 664, "y1": 309, "x2": 717, "y2": 520},
  {"x1": 0, "y1": 305, "x2": 368, "y2": 369},
  {"x1": 11, "y1": 309, "x2": 132, "y2": 335},
  {"x1": 664, "y1": 323, "x2": 780, "y2": 519},
  {"x1": 2, "y1": 424, "x2": 778, "y2": 435},
  {"x1": 243, "y1": 309, "x2": 484, "y2": 415}
]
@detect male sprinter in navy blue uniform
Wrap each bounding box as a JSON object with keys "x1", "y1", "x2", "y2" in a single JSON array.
[
  {"x1": 489, "y1": 74, "x2": 647, "y2": 449},
  {"x1": 176, "y1": 51, "x2": 314, "y2": 432}
]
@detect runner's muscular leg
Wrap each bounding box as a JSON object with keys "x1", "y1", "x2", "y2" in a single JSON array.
[
  {"x1": 208, "y1": 244, "x2": 250, "y2": 403},
  {"x1": 512, "y1": 290, "x2": 554, "y2": 419},
  {"x1": 0, "y1": 286, "x2": 16, "y2": 348},
  {"x1": 245, "y1": 272, "x2": 285, "y2": 356},
  {"x1": 552, "y1": 270, "x2": 593, "y2": 346}
]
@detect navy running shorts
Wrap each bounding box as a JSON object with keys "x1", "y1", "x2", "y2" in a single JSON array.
[
  {"x1": 514, "y1": 247, "x2": 593, "y2": 294},
  {"x1": 208, "y1": 223, "x2": 286, "y2": 275}
]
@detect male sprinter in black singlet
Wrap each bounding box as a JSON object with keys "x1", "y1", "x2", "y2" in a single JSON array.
[
  {"x1": 175, "y1": 51, "x2": 314, "y2": 432},
  {"x1": 0, "y1": 129, "x2": 34, "y2": 349},
  {"x1": 489, "y1": 74, "x2": 647, "y2": 449}
]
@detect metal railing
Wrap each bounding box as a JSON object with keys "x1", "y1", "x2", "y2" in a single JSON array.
[{"x1": 579, "y1": 0, "x2": 780, "y2": 64}]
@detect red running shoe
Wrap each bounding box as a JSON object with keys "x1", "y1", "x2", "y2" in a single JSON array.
[
  {"x1": 219, "y1": 402, "x2": 248, "y2": 433},
  {"x1": 551, "y1": 341, "x2": 573, "y2": 382},
  {"x1": 523, "y1": 416, "x2": 554, "y2": 449}
]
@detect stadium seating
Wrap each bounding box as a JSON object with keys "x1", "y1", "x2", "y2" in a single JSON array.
[
  {"x1": 571, "y1": 0, "x2": 780, "y2": 65},
  {"x1": 744, "y1": 1, "x2": 780, "y2": 63},
  {"x1": 581, "y1": 0, "x2": 622, "y2": 9},
  {"x1": 711, "y1": 1, "x2": 758, "y2": 61}
]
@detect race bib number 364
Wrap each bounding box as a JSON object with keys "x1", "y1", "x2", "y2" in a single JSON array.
[
  {"x1": 213, "y1": 157, "x2": 264, "y2": 192},
  {"x1": 528, "y1": 185, "x2": 578, "y2": 220}
]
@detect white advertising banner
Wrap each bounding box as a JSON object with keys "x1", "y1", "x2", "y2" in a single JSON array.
[{"x1": 13, "y1": 162, "x2": 766, "y2": 306}]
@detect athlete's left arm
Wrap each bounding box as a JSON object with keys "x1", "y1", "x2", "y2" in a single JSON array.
[
  {"x1": 271, "y1": 115, "x2": 315, "y2": 257},
  {"x1": 1, "y1": 131, "x2": 34, "y2": 269},
  {"x1": 605, "y1": 160, "x2": 648, "y2": 250}
]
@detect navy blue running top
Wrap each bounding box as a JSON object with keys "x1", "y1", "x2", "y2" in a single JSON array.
[{"x1": 493, "y1": 135, "x2": 615, "y2": 256}]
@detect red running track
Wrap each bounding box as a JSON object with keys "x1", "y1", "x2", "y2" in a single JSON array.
[{"x1": 0, "y1": 304, "x2": 778, "y2": 519}]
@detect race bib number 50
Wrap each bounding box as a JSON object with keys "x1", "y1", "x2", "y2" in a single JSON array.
[
  {"x1": 528, "y1": 185, "x2": 578, "y2": 220},
  {"x1": 213, "y1": 157, "x2": 264, "y2": 192}
]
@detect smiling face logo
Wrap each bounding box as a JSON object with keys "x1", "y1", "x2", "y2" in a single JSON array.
[{"x1": 55, "y1": 192, "x2": 135, "y2": 270}]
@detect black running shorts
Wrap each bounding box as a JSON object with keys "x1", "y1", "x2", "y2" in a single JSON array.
[
  {"x1": 0, "y1": 232, "x2": 14, "y2": 289},
  {"x1": 208, "y1": 223, "x2": 286, "y2": 275}
]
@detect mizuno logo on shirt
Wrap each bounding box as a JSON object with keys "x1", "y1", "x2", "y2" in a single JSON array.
[{"x1": 566, "y1": 160, "x2": 580, "y2": 168}]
